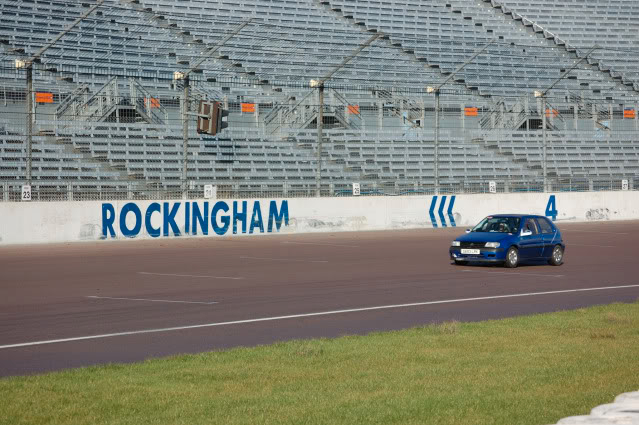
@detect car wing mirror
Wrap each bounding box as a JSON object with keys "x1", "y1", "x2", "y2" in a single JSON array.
[
  {"x1": 465, "y1": 228, "x2": 471, "y2": 233},
  {"x1": 521, "y1": 230, "x2": 533, "y2": 237}
]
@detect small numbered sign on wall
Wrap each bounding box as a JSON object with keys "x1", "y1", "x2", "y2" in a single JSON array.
[
  {"x1": 352, "y1": 182, "x2": 361, "y2": 196},
  {"x1": 204, "y1": 184, "x2": 214, "y2": 199},
  {"x1": 622, "y1": 179, "x2": 629, "y2": 191},
  {"x1": 488, "y1": 181, "x2": 496, "y2": 194},
  {"x1": 21, "y1": 185, "x2": 31, "y2": 201}
]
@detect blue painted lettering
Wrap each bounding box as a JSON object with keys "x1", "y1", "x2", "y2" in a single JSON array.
[
  {"x1": 249, "y1": 201, "x2": 264, "y2": 234},
  {"x1": 120, "y1": 202, "x2": 142, "y2": 238},
  {"x1": 184, "y1": 202, "x2": 190, "y2": 236},
  {"x1": 268, "y1": 200, "x2": 289, "y2": 232},
  {"x1": 100, "y1": 200, "x2": 289, "y2": 239},
  {"x1": 145, "y1": 202, "x2": 161, "y2": 238},
  {"x1": 102, "y1": 203, "x2": 116, "y2": 238},
  {"x1": 212, "y1": 201, "x2": 230, "y2": 235},
  {"x1": 163, "y1": 202, "x2": 181, "y2": 237},
  {"x1": 233, "y1": 201, "x2": 248, "y2": 234},
  {"x1": 192, "y1": 202, "x2": 209, "y2": 235}
]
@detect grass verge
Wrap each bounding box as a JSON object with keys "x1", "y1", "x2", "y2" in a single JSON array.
[{"x1": 1, "y1": 302, "x2": 638, "y2": 425}]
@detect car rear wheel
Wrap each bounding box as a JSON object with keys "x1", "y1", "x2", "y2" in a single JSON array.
[
  {"x1": 549, "y1": 245, "x2": 564, "y2": 266},
  {"x1": 504, "y1": 247, "x2": 518, "y2": 268}
]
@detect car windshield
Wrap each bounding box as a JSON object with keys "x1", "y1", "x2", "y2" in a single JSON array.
[{"x1": 471, "y1": 216, "x2": 521, "y2": 233}]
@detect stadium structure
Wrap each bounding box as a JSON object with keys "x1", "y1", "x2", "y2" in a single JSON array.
[{"x1": 1, "y1": 0, "x2": 638, "y2": 200}]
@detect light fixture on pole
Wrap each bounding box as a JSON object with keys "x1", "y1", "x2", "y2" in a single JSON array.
[
  {"x1": 174, "y1": 70, "x2": 191, "y2": 199},
  {"x1": 175, "y1": 18, "x2": 253, "y2": 199},
  {"x1": 534, "y1": 89, "x2": 548, "y2": 192},
  {"x1": 309, "y1": 78, "x2": 325, "y2": 196},
  {"x1": 309, "y1": 32, "x2": 381, "y2": 197},
  {"x1": 15, "y1": 0, "x2": 105, "y2": 188}
]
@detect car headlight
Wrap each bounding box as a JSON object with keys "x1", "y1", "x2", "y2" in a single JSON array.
[
  {"x1": 451, "y1": 241, "x2": 460, "y2": 247},
  {"x1": 485, "y1": 242, "x2": 500, "y2": 248}
]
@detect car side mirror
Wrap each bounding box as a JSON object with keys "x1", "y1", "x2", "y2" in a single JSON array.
[
  {"x1": 521, "y1": 230, "x2": 533, "y2": 237},
  {"x1": 465, "y1": 229, "x2": 471, "y2": 233}
]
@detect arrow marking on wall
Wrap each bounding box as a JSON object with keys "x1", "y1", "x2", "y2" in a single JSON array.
[
  {"x1": 429, "y1": 196, "x2": 457, "y2": 228},
  {"x1": 429, "y1": 196, "x2": 439, "y2": 228},
  {"x1": 438, "y1": 196, "x2": 448, "y2": 228},
  {"x1": 448, "y1": 196, "x2": 456, "y2": 227}
]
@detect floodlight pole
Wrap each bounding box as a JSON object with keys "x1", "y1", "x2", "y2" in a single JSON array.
[
  {"x1": 536, "y1": 45, "x2": 598, "y2": 192},
  {"x1": 26, "y1": 67, "x2": 33, "y2": 184},
  {"x1": 182, "y1": 75, "x2": 190, "y2": 199},
  {"x1": 316, "y1": 84, "x2": 325, "y2": 196},
  {"x1": 178, "y1": 18, "x2": 253, "y2": 199},
  {"x1": 542, "y1": 96, "x2": 547, "y2": 191},
  {"x1": 313, "y1": 32, "x2": 381, "y2": 197},
  {"x1": 429, "y1": 39, "x2": 495, "y2": 195},
  {"x1": 19, "y1": 0, "x2": 104, "y2": 186}
]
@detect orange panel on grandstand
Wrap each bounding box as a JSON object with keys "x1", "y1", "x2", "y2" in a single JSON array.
[
  {"x1": 624, "y1": 109, "x2": 635, "y2": 119},
  {"x1": 241, "y1": 103, "x2": 255, "y2": 113},
  {"x1": 545, "y1": 108, "x2": 559, "y2": 118},
  {"x1": 347, "y1": 105, "x2": 360, "y2": 115},
  {"x1": 145, "y1": 97, "x2": 160, "y2": 108},
  {"x1": 464, "y1": 107, "x2": 478, "y2": 117},
  {"x1": 35, "y1": 92, "x2": 53, "y2": 103}
]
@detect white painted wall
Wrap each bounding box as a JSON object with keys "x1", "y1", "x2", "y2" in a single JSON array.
[{"x1": 0, "y1": 191, "x2": 638, "y2": 245}]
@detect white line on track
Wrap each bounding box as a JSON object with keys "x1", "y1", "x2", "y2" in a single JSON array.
[
  {"x1": 138, "y1": 272, "x2": 243, "y2": 280},
  {"x1": 241, "y1": 256, "x2": 328, "y2": 263},
  {"x1": 460, "y1": 270, "x2": 564, "y2": 278},
  {"x1": 2, "y1": 284, "x2": 639, "y2": 350},
  {"x1": 86, "y1": 296, "x2": 217, "y2": 305},
  {"x1": 282, "y1": 241, "x2": 360, "y2": 248}
]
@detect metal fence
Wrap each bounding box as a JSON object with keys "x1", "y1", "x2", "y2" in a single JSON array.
[{"x1": 1, "y1": 177, "x2": 635, "y2": 202}]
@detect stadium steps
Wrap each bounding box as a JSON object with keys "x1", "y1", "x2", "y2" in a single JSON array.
[
  {"x1": 374, "y1": 89, "x2": 422, "y2": 128},
  {"x1": 45, "y1": 131, "x2": 137, "y2": 182},
  {"x1": 470, "y1": 133, "x2": 544, "y2": 179}
]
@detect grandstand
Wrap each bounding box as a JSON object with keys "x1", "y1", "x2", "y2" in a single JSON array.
[{"x1": 0, "y1": 0, "x2": 637, "y2": 200}]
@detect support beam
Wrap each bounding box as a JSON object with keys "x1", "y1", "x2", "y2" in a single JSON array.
[
  {"x1": 316, "y1": 85, "x2": 325, "y2": 197},
  {"x1": 26, "y1": 67, "x2": 33, "y2": 184},
  {"x1": 182, "y1": 76, "x2": 190, "y2": 199}
]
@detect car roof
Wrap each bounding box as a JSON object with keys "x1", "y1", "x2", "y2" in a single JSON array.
[{"x1": 488, "y1": 214, "x2": 546, "y2": 219}]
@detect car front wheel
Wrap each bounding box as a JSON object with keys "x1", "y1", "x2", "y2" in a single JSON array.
[
  {"x1": 549, "y1": 245, "x2": 564, "y2": 266},
  {"x1": 505, "y1": 247, "x2": 519, "y2": 268}
]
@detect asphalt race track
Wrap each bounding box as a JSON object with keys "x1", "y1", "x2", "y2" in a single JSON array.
[{"x1": 1, "y1": 220, "x2": 638, "y2": 377}]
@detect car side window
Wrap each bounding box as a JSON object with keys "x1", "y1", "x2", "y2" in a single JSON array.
[
  {"x1": 523, "y1": 218, "x2": 539, "y2": 235},
  {"x1": 536, "y1": 218, "x2": 554, "y2": 234}
]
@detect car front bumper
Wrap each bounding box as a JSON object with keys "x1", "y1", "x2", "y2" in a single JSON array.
[{"x1": 449, "y1": 248, "x2": 505, "y2": 262}]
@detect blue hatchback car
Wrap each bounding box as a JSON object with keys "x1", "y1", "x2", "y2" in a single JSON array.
[{"x1": 449, "y1": 214, "x2": 565, "y2": 268}]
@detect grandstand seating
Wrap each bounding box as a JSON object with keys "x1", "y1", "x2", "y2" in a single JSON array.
[
  {"x1": 496, "y1": 0, "x2": 639, "y2": 89},
  {"x1": 0, "y1": 0, "x2": 637, "y2": 197}
]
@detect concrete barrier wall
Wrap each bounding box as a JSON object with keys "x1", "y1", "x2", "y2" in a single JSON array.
[{"x1": 0, "y1": 191, "x2": 638, "y2": 245}]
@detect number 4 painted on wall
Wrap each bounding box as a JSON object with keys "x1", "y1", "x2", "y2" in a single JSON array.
[{"x1": 545, "y1": 195, "x2": 558, "y2": 221}]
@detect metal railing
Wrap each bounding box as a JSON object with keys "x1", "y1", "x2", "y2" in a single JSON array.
[{"x1": 1, "y1": 178, "x2": 635, "y2": 202}]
